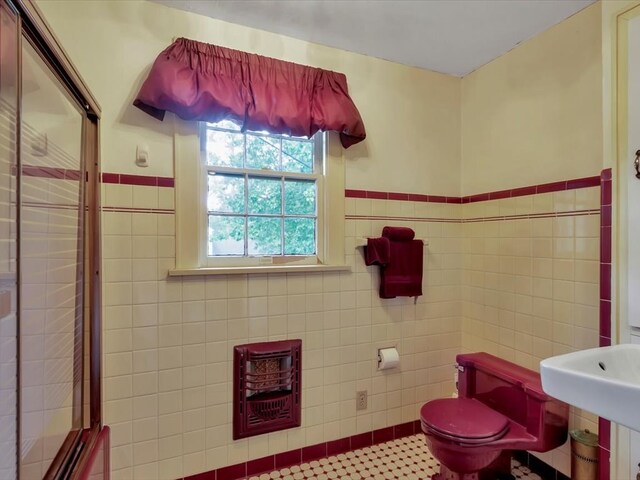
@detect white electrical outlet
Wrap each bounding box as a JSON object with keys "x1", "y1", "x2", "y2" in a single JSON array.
[{"x1": 356, "y1": 390, "x2": 367, "y2": 411}]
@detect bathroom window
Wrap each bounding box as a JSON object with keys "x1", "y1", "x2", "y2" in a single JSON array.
[
  {"x1": 173, "y1": 119, "x2": 347, "y2": 274},
  {"x1": 202, "y1": 120, "x2": 322, "y2": 261}
]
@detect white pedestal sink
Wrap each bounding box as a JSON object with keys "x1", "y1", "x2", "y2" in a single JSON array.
[{"x1": 540, "y1": 344, "x2": 640, "y2": 432}]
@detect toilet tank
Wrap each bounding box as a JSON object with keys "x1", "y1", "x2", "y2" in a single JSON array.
[{"x1": 456, "y1": 352, "x2": 569, "y2": 451}]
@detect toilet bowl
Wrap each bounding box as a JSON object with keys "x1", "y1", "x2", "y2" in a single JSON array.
[{"x1": 420, "y1": 352, "x2": 569, "y2": 480}]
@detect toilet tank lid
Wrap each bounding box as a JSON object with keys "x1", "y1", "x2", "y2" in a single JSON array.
[{"x1": 456, "y1": 352, "x2": 548, "y2": 401}]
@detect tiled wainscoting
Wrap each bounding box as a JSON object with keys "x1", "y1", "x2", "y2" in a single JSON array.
[
  {"x1": 101, "y1": 176, "x2": 461, "y2": 480},
  {"x1": 0, "y1": 298, "x2": 15, "y2": 476},
  {"x1": 460, "y1": 182, "x2": 602, "y2": 473},
  {"x1": 100, "y1": 172, "x2": 611, "y2": 480},
  {"x1": 346, "y1": 175, "x2": 608, "y2": 477},
  {"x1": 19, "y1": 162, "x2": 85, "y2": 476}
]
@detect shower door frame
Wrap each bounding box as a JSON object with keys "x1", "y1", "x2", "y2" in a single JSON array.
[{"x1": 3, "y1": 0, "x2": 103, "y2": 478}]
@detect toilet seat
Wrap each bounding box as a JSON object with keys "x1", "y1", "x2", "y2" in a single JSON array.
[{"x1": 420, "y1": 398, "x2": 509, "y2": 445}]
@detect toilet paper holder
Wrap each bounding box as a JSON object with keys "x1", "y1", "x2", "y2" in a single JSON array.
[{"x1": 377, "y1": 346, "x2": 400, "y2": 370}]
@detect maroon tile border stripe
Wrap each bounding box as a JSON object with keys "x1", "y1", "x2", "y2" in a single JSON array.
[
  {"x1": 101, "y1": 206, "x2": 175, "y2": 215},
  {"x1": 23, "y1": 201, "x2": 79, "y2": 211},
  {"x1": 345, "y1": 215, "x2": 459, "y2": 224},
  {"x1": 345, "y1": 174, "x2": 601, "y2": 204},
  {"x1": 345, "y1": 189, "x2": 459, "y2": 204},
  {"x1": 182, "y1": 420, "x2": 568, "y2": 480},
  {"x1": 19, "y1": 166, "x2": 173, "y2": 187},
  {"x1": 99, "y1": 173, "x2": 597, "y2": 198},
  {"x1": 598, "y1": 168, "x2": 612, "y2": 480},
  {"x1": 99, "y1": 173, "x2": 598, "y2": 198},
  {"x1": 101, "y1": 172, "x2": 175, "y2": 188},
  {"x1": 22, "y1": 165, "x2": 82, "y2": 180},
  {"x1": 345, "y1": 208, "x2": 600, "y2": 225},
  {"x1": 182, "y1": 420, "x2": 421, "y2": 480},
  {"x1": 599, "y1": 168, "x2": 612, "y2": 348}
]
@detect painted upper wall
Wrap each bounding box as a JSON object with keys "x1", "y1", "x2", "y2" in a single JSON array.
[
  {"x1": 35, "y1": 0, "x2": 604, "y2": 196},
  {"x1": 35, "y1": 0, "x2": 462, "y2": 197},
  {"x1": 460, "y1": 3, "x2": 603, "y2": 196}
]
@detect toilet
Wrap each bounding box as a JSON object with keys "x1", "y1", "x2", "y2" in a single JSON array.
[{"x1": 420, "y1": 352, "x2": 569, "y2": 480}]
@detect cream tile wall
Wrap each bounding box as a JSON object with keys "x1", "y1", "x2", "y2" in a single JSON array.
[
  {"x1": 103, "y1": 183, "x2": 602, "y2": 479},
  {"x1": 0, "y1": 105, "x2": 17, "y2": 479},
  {"x1": 0, "y1": 311, "x2": 17, "y2": 480},
  {"x1": 102, "y1": 185, "x2": 463, "y2": 480},
  {"x1": 19, "y1": 174, "x2": 82, "y2": 478},
  {"x1": 460, "y1": 187, "x2": 602, "y2": 476}
]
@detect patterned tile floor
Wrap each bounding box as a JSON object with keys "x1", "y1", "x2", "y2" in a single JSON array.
[{"x1": 247, "y1": 434, "x2": 543, "y2": 480}]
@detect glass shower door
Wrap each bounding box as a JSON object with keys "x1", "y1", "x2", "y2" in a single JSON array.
[
  {"x1": 0, "y1": 2, "x2": 18, "y2": 479},
  {"x1": 18, "y1": 34, "x2": 85, "y2": 479}
]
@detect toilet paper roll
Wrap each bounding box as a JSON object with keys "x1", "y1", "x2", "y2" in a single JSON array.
[{"x1": 378, "y1": 347, "x2": 400, "y2": 370}]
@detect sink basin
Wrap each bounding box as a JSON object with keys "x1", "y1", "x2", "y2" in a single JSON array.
[{"x1": 540, "y1": 344, "x2": 640, "y2": 432}]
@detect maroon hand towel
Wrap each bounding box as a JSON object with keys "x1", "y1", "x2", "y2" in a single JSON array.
[
  {"x1": 382, "y1": 226, "x2": 415, "y2": 241},
  {"x1": 380, "y1": 238, "x2": 423, "y2": 298},
  {"x1": 365, "y1": 237, "x2": 390, "y2": 266}
]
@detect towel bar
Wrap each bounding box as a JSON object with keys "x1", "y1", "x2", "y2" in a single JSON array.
[{"x1": 355, "y1": 237, "x2": 429, "y2": 248}]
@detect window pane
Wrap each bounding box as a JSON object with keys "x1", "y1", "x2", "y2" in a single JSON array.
[
  {"x1": 246, "y1": 134, "x2": 280, "y2": 170},
  {"x1": 209, "y1": 119, "x2": 241, "y2": 131},
  {"x1": 208, "y1": 174, "x2": 245, "y2": 213},
  {"x1": 248, "y1": 217, "x2": 282, "y2": 255},
  {"x1": 284, "y1": 218, "x2": 316, "y2": 255},
  {"x1": 248, "y1": 177, "x2": 281, "y2": 214},
  {"x1": 285, "y1": 180, "x2": 316, "y2": 215},
  {"x1": 209, "y1": 215, "x2": 244, "y2": 255},
  {"x1": 206, "y1": 129, "x2": 244, "y2": 167},
  {"x1": 282, "y1": 139, "x2": 313, "y2": 173}
]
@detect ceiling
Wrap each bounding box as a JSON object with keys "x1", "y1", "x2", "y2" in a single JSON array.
[{"x1": 151, "y1": 0, "x2": 596, "y2": 77}]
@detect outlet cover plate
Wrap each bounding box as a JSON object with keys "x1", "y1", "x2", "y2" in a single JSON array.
[{"x1": 356, "y1": 390, "x2": 367, "y2": 410}]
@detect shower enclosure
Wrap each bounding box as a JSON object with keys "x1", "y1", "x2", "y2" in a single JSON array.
[{"x1": 0, "y1": 0, "x2": 103, "y2": 478}]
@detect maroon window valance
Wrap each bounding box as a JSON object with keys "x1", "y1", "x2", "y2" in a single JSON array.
[{"x1": 133, "y1": 38, "x2": 366, "y2": 148}]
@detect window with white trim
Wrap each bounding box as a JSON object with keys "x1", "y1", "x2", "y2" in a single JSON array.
[
  {"x1": 172, "y1": 118, "x2": 346, "y2": 275},
  {"x1": 202, "y1": 120, "x2": 323, "y2": 264}
]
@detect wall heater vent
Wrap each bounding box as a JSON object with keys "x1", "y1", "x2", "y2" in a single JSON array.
[{"x1": 233, "y1": 339, "x2": 301, "y2": 439}]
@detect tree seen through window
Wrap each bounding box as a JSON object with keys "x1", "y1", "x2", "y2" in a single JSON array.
[{"x1": 204, "y1": 121, "x2": 320, "y2": 256}]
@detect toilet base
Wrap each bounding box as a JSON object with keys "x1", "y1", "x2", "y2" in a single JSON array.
[
  {"x1": 431, "y1": 451, "x2": 515, "y2": 480},
  {"x1": 432, "y1": 467, "x2": 515, "y2": 480},
  {"x1": 432, "y1": 475, "x2": 515, "y2": 480},
  {"x1": 431, "y1": 466, "x2": 479, "y2": 480}
]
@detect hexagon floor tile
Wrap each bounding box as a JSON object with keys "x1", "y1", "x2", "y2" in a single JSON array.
[{"x1": 246, "y1": 434, "x2": 543, "y2": 480}]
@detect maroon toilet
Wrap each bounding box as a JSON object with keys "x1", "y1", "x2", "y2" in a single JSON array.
[{"x1": 420, "y1": 352, "x2": 569, "y2": 480}]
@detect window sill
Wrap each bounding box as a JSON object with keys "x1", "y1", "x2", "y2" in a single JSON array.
[{"x1": 168, "y1": 264, "x2": 352, "y2": 276}]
